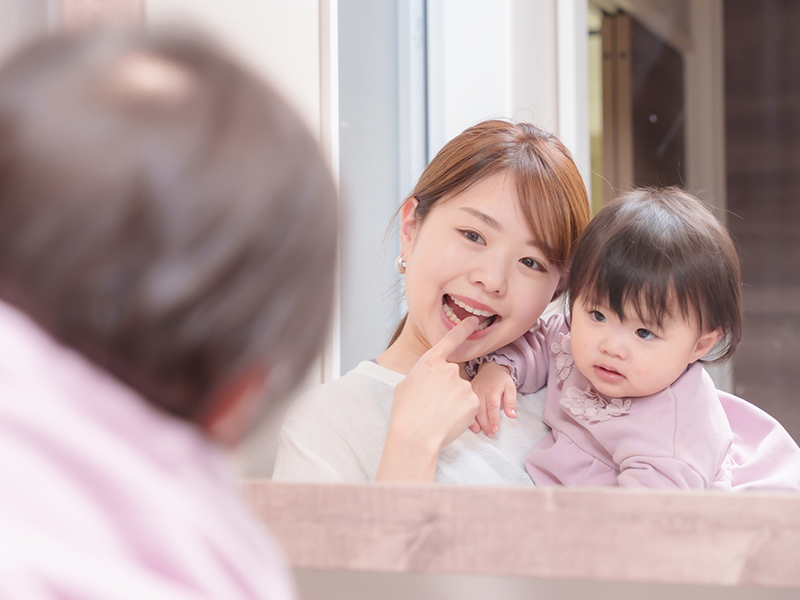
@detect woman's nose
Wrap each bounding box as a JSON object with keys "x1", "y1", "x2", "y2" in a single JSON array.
[{"x1": 469, "y1": 255, "x2": 507, "y2": 295}]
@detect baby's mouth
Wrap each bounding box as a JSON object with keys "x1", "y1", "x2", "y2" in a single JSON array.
[
  {"x1": 596, "y1": 365, "x2": 623, "y2": 378},
  {"x1": 442, "y1": 294, "x2": 498, "y2": 331}
]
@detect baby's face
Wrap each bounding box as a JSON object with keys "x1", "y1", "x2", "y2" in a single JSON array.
[{"x1": 569, "y1": 297, "x2": 720, "y2": 399}]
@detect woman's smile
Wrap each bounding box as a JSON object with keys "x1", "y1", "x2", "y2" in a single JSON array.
[{"x1": 441, "y1": 294, "x2": 500, "y2": 333}]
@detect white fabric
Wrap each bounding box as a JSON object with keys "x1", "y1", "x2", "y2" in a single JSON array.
[
  {"x1": 0, "y1": 300, "x2": 295, "y2": 600},
  {"x1": 272, "y1": 361, "x2": 549, "y2": 485}
]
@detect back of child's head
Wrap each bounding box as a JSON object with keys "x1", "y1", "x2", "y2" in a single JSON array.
[
  {"x1": 0, "y1": 28, "x2": 338, "y2": 425},
  {"x1": 568, "y1": 187, "x2": 742, "y2": 364}
]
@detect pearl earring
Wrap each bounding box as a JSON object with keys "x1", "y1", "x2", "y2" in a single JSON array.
[{"x1": 394, "y1": 254, "x2": 407, "y2": 274}]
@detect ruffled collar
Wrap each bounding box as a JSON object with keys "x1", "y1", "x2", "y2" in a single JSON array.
[
  {"x1": 559, "y1": 386, "x2": 631, "y2": 423},
  {"x1": 553, "y1": 331, "x2": 631, "y2": 422}
]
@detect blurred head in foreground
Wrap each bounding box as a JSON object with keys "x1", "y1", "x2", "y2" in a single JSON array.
[{"x1": 0, "y1": 27, "x2": 338, "y2": 444}]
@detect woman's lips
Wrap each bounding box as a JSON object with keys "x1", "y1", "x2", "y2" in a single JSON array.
[{"x1": 446, "y1": 294, "x2": 496, "y2": 317}]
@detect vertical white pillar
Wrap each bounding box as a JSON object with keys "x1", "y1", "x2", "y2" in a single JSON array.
[{"x1": 557, "y1": 0, "x2": 591, "y2": 199}]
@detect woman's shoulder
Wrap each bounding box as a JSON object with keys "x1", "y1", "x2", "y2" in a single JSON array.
[
  {"x1": 306, "y1": 360, "x2": 402, "y2": 397},
  {"x1": 284, "y1": 361, "x2": 402, "y2": 421},
  {"x1": 273, "y1": 361, "x2": 399, "y2": 483}
]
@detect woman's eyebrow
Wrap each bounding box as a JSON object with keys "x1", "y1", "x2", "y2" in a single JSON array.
[
  {"x1": 459, "y1": 206, "x2": 544, "y2": 251},
  {"x1": 459, "y1": 207, "x2": 501, "y2": 230}
]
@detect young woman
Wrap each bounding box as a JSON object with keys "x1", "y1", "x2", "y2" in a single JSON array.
[{"x1": 273, "y1": 120, "x2": 591, "y2": 484}]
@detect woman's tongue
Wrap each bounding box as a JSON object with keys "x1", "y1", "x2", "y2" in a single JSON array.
[{"x1": 446, "y1": 296, "x2": 473, "y2": 321}]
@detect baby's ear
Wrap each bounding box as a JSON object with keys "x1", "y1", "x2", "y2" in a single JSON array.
[{"x1": 691, "y1": 329, "x2": 723, "y2": 363}]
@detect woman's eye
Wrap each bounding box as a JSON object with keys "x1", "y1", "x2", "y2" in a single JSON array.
[
  {"x1": 461, "y1": 230, "x2": 484, "y2": 244},
  {"x1": 520, "y1": 257, "x2": 545, "y2": 271},
  {"x1": 636, "y1": 328, "x2": 656, "y2": 340},
  {"x1": 590, "y1": 310, "x2": 606, "y2": 323}
]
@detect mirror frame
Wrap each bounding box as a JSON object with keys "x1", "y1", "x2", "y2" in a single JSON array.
[
  {"x1": 242, "y1": 481, "x2": 800, "y2": 589},
  {"x1": 65, "y1": 1, "x2": 800, "y2": 592}
]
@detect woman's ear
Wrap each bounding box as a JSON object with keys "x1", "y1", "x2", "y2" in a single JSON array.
[
  {"x1": 399, "y1": 197, "x2": 420, "y2": 259},
  {"x1": 690, "y1": 329, "x2": 724, "y2": 363}
]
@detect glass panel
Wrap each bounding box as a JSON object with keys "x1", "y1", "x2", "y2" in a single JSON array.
[{"x1": 589, "y1": 0, "x2": 800, "y2": 443}]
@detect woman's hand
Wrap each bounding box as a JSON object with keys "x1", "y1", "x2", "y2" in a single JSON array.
[
  {"x1": 376, "y1": 317, "x2": 481, "y2": 482},
  {"x1": 468, "y1": 362, "x2": 517, "y2": 438}
]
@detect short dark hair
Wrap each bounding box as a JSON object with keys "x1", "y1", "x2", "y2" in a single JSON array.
[
  {"x1": 0, "y1": 28, "x2": 338, "y2": 424},
  {"x1": 568, "y1": 187, "x2": 742, "y2": 364}
]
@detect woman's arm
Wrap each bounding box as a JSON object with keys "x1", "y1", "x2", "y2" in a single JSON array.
[{"x1": 376, "y1": 318, "x2": 481, "y2": 482}]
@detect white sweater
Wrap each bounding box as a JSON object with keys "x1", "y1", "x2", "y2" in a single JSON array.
[{"x1": 272, "y1": 360, "x2": 549, "y2": 485}]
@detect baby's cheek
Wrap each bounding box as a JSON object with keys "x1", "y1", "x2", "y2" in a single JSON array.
[{"x1": 569, "y1": 340, "x2": 590, "y2": 372}]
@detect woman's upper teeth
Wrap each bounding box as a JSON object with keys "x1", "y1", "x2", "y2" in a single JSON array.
[{"x1": 451, "y1": 296, "x2": 495, "y2": 317}]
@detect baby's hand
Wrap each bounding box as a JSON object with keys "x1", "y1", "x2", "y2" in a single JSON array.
[{"x1": 468, "y1": 362, "x2": 517, "y2": 438}]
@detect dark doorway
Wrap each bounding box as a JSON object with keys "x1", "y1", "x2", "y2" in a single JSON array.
[
  {"x1": 602, "y1": 12, "x2": 686, "y2": 202},
  {"x1": 725, "y1": 0, "x2": 800, "y2": 442}
]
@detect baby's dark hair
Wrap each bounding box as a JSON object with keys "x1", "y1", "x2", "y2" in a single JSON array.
[
  {"x1": 568, "y1": 187, "x2": 742, "y2": 364},
  {"x1": 0, "y1": 28, "x2": 338, "y2": 427}
]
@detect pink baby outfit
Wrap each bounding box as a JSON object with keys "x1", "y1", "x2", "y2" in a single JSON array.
[
  {"x1": 0, "y1": 300, "x2": 294, "y2": 599},
  {"x1": 472, "y1": 315, "x2": 800, "y2": 490}
]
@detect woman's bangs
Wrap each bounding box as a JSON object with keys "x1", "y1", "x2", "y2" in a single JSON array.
[{"x1": 514, "y1": 176, "x2": 569, "y2": 267}]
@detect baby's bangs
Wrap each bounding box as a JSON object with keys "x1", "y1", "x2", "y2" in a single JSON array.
[{"x1": 574, "y1": 244, "x2": 696, "y2": 330}]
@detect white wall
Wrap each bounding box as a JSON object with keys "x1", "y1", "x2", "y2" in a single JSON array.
[
  {"x1": 0, "y1": 0, "x2": 57, "y2": 64},
  {"x1": 426, "y1": 0, "x2": 565, "y2": 155},
  {"x1": 145, "y1": 0, "x2": 322, "y2": 133},
  {"x1": 425, "y1": 0, "x2": 590, "y2": 196},
  {"x1": 426, "y1": 0, "x2": 514, "y2": 157}
]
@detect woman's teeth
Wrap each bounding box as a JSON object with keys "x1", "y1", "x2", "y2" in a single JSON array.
[
  {"x1": 442, "y1": 296, "x2": 496, "y2": 331},
  {"x1": 451, "y1": 297, "x2": 494, "y2": 317}
]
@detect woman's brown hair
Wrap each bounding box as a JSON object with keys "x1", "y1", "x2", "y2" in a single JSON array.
[{"x1": 389, "y1": 119, "x2": 591, "y2": 346}]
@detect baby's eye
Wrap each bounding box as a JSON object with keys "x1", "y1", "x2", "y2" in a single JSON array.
[
  {"x1": 461, "y1": 230, "x2": 484, "y2": 244},
  {"x1": 636, "y1": 328, "x2": 656, "y2": 340},
  {"x1": 520, "y1": 257, "x2": 545, "y2": 271},
  {"x1": 590, "y1": 310, "x2": 606, "y2": 323}
]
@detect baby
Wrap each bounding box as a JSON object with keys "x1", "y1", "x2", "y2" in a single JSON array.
[{"x1": 470, "y1": 188, "x2": 800, "y2": 490}]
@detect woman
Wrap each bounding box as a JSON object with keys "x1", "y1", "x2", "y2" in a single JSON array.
[{"x1": 272, "y1": 120, "x2": 591, "y2": 484}]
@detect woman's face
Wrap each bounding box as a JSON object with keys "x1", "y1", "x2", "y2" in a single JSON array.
[{"x1": 399, "y1": 171, "x2": 561, "y2": 363}]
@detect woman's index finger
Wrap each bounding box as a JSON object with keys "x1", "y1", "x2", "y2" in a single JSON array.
[{"x1": 427, "y1": 316, "x2": 479, "y2": 361}]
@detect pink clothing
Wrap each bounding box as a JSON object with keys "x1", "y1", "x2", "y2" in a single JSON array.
[
  {"x1": 0, "y1": 301, "x2": 294, "y2": 599},
  {"x1": 474, "y1": 315, "x2": 800, "y2": 490}
]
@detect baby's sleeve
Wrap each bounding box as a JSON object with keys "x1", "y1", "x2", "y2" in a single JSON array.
[
  {"x1": 616, "y1": 457, "x2": 709, "y2": 488},
  {"x1": 465, "y1": 315, "x2": 564, "y2": 393}
]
